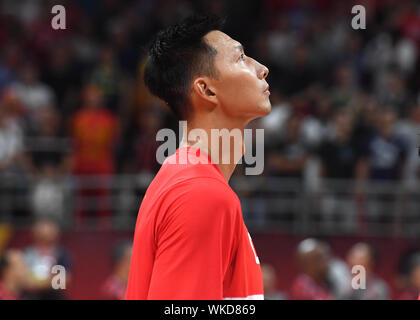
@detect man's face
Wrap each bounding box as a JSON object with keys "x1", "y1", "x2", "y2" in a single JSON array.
[
  {"x1": 33, "y1": 221, "x2": 59, "y2": 246},
  {"x1": 377, "y1": 110, "x2": 395, "y2": 136},
  {"x1": 204, "y1": 31, "x2": 271, "y2": 121},
  {"x1": 347, "y1": 246, "x2": 372, "y2": 273},
  {"x1": 311, "y1": 247, "x2": 330, "y2": 278}
]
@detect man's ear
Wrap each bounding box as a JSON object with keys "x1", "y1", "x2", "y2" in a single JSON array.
[{"x1": 192, "y1": 77, "x2": 218, "y2": 105}]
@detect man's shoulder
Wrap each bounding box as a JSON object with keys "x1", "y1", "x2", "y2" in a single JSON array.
[
  {"x1": 153, "y1": 169, "x2": 240, "y2": 220},
  {"x1": 147, "y1": 148, "x2": 241, "y2": 211},
  {"x1": 160, "y1": 176, "x2": 242, "y2": 236}
]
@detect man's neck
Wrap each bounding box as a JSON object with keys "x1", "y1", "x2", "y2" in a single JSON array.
[{"x1": 179, "y1": 116, "x2": 246, "y2": 181}]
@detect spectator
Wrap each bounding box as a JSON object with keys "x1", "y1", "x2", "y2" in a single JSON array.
[
  {"x1": 398, "y1": 253, "x2": 420, "y2": 300},
  {"x1": 101, "y1": 241, "x2": 132, "y2": 300},
  {"x1": 318, "y1": 109, "x2": 359, "y2": 180},
  {"x1": 329, "y1": 63, "x2": 360, "y2": 112},
  {"x1": 24, "y1": 106, "x2": 70, "y2": 175},
  {"x1": 325, "y1": 243, "x2": 352, "y2": 300},
  {"x1": 11, "y1": 63, "x2": 55, "y2": 126},
  {"x1": 0, "y1": 44, "x2": 21, "y2": 91},
  {"x1": 90, "y1": 46, "x2": 122, "y2": 112},
  {"x1": 377, "y1": 71, "x2": 413, "y2": 118},
  {"x1": 317, "y1": 109, "x2": 359, "y2": 230},
  {"x1": 265, "y1": 112, "x2": 312, "y2": 225},
  {"x1": 70, "y1": 84, "x2": 119, "y2": 226},
  {"x1": 22, "y1": 106, "x2": 71, "y2": 222},
  {"x1": 357, "y1": 107, "x2": 407, "y2": 182},
  {"x1": 0, "y1": 88, "x2": 25, "y2": 222},
  {"x1": 399, "y1": 103, "x2": 420, "y2": 187},
  {"x1": 346, "y1": 242, "x2": 390, "y2": 299},
  {"x1": 290, "y1": 238, "x2": 333, "y2": 300},
  {"x1": 266, "y1": 112, "x2": 310, "y2": 179},
  {"x1": 71, "y1": 84, "x2": 119, "y2": 175},
  {"x1": 121, "y1": 105, "x2": 165, "y2": 175},
  {"x1": 355, "y1": 107, "x2": 408, "y2": 228},
  {"x1": 0, "y1": 88, "x2": 24, "y2": 172},
  {"x1": 261, "y1": 263, "x2": 287, "y2": 300},
  {"x1": 281, "y1": 42, "x2": 316, "y2": 96},
  {"x1": 42, "y1": 43, "x2": 81, "y2": 115},
  {"x1": 23, "y1": 218, "x2": 72, "y2": 300}
]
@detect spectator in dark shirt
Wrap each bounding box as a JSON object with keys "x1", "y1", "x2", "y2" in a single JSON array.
[
  {"x1": 356, "y1": 107, "x2": 408, "y2": 182},
  {"x1": 24, "y1": 106, "x2": 70, "y2": 174},
  {"x1": 266, "y1": 112, "x2": 311, "y2": 225},
  {"x1": 317, "y1": 109, "x2": 360, "y2": 231},
  {"x1": 266, "y1": 112, "x2": 310, "y2": 179},
  {"x1": 281, "y1": 43, "x2": 317, "y2": 96},
  {"x1": 42, "y1": 43, "x2": 81, "y2": 114},
  {"x1": 355, "y1": 107, "x2": 408, "y2": 228},
  {"x1": 318, "y1": 109, "x2": 359, "y2": 179}
]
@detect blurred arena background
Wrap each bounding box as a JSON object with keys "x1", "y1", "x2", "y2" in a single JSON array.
[{"x1": 0, "y1": 0, "x2": 420, "y2": 300}]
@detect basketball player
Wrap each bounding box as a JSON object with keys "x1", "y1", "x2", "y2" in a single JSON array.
[{"x1": 125, "y1": 14, "x2": 270, "y2": 300}]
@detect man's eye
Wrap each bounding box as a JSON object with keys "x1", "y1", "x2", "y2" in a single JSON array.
[{"x1": 239, "y1": 53, "x2": 245, "y2": 61}]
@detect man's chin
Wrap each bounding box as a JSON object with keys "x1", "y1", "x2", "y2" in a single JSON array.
[
  {"x1": 246, "y1": 104, "x2": 271, "y2": 123},
  {"x1": 259, "y1": 102, "x2": 272, "y2": 116}
]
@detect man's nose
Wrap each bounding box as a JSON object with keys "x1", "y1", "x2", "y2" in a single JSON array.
[{"x1": 258, "y1": 63, "x2": 269, "y2": 80}]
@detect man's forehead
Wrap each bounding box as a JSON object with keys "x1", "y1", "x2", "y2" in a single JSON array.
[{"x1": 204, "y1": 30, "x2": 240, "y2": 52}]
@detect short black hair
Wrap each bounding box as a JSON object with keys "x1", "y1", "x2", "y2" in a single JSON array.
[{"x1": 144, "y1": 14, "x2": 225, "y2": 119}]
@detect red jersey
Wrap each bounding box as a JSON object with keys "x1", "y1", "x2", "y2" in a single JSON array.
[{"x1": 125, "y1": 146, "x2": 263, "y2": 300}]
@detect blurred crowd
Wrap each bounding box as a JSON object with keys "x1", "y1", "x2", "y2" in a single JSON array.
[
  {"x1": 0, "y1": 217, "x2": 132, "y2": 300},
  {"x1": 3, "y1": 223, "x2": 420, "y2": 300},
  {"x1": 2, "y1": 219, "x2": 420, "y2": 300},
  {"x1": 262, "y1": 238, "x2": 420, "y2": 300},
  {"x1": 0, "y1": 218, "x2": 71, "y2": 300},
  {"x1": 0, "y1": 0, "x2": 419, "y2": 227}
]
